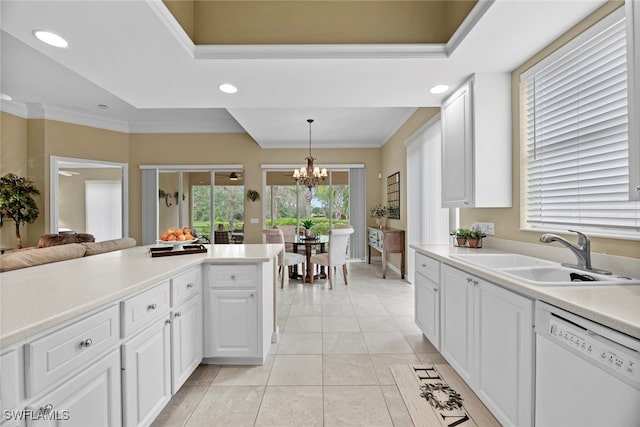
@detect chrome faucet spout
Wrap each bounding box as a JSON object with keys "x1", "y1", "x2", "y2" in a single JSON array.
[{"x1": 539, "y1": 230, "x2": 592, "y2": 270}]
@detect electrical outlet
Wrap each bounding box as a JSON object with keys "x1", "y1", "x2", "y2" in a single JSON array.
[{"x1": 472, "y1": 222, "x2": 495, "y2": 235}]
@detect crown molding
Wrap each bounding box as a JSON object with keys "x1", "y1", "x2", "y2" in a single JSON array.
[
  {"x1": 258, "y1": 140, "x2": 383, "y2": 149},
  {"x1": 0, "y1": 100, "x2": 28, "y2": 118},
  {"x1": 380, "y1": 107, "x2": 418, "y2": 145},
  {"x1": 145, "y1": 0, "x2": 195, "y2": 58},
  {"x1": 129, "y1": 119, "x2": 245, "y2": 134},
  {"x1": 446, "y1": 0, "x2": 495, "y2": 56},
  {"x1": 194, "y1": 43, "x2": 448, "y2": 60}
]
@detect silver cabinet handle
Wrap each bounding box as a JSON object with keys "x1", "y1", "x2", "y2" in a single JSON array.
[
  {"x1": 174, "y1": 311, "x2": 181, "y2": 317},
  {"x1": 637, "y1": 185, "x2": 640, "y2": 192},
  {"x1": 466, "y1": 278, "x2": 473, "y2": 283},
  {"x1": 148, "y1": 303, "x2": 157, "y2": 310},
  {"x1": 165, "y1": 319, "x2": 172, "y2": 325},
  {"x1": 80, "y1": 338, "x2": 93, "y2": 348},
  {"x1": 472, "y1": 280, "x2": 479, "y2": 286},
  {"x1": 186, "y1": 283, "x2": 194, "y2": 289},
  {"x1": 40, "y1": 404, "x2": 53, "y2": 413}
]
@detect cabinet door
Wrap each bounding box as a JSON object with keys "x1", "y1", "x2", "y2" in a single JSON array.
[
  {"x1": 171, "y1": 294, "x2": 203, "y2": 393},
  {"x1": 440, "y1": 265, "x2": 474, "y2": 384},
  {"x1": 28, "y1": 349, "x2": 121, "y2": 427},
  {"x1": 441, "y1": 81, "x2": 473, "y2": 208},
  {"x1": 206, "y1": 289, "x2": 258, "y2": 358},
  {"x1": 122, "y1": 318, "x2": 171, "y2": 427},
  {"x1": 474, "y1": 279, "x2": 533, "y2": 427},
  {"x1": 414, "y1": 272, "x2": 440, "y2": 350}
]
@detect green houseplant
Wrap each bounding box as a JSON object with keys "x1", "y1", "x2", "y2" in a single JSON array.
[
  {"x1": 370, "y1": 204, "x2": 387, "y2": 228},
  {"x1": 301, "y1": 219, "x2": 314, "y2": 236},
  {"x1": 0, "y1": 173, "x2": 41, "y2": 249},
  {"x1": 450, "y1": 228, "x2": 472, "y2": 247},
  {"x1": 467, "y1": 230, "x2": 486, "y2": 248}
]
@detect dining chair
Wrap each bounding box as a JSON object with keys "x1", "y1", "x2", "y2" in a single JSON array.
[
  {"x1": 214, "y1": 230, "x2": 230, "y2": 244},
  {"x1": 263, "y1": 228, "x2": 306, "y2": 288},
  {"x1": 309, "y1": 227, "x2": 354, "y2": 289}
]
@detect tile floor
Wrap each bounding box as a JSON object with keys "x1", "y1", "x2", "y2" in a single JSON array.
[{"x1": 152, "y1": 261, "x2": 449, "y2": 427}]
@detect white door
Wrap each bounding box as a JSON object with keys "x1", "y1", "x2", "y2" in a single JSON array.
[
  {"x1": 414, "y1": 272, "x2": 440, "y2": 350},
  {"x1": 440, "y1": 265, "x2": 474, "y2": 384},
  {"x1": 206, "y1": 289, "x2": 258, "y2": 358},
  {"x1": 86, "y1": 180, "x2": 122, "y2": 241},
  {"x1": 171, "y1": 294, "x2": 203, "y2": 393},
  {"x1": 122, "y1": 319, "x2": 172, "y2": 427},
  {"x1": 474, "y1": 279, "x2": 533, "y2": 427},
  {"x1": 29, "y1": 349, "x2": 121, "y2": 427}
]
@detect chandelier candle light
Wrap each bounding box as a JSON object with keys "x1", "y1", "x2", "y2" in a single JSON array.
[{"x1": 293, "y1": 119, "x2": 328, "y2": 189}]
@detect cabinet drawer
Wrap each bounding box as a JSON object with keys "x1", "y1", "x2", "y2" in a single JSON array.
[
  {"x1": 171, "y1": 268, "x2": 202, "y2": 306},
  {"x1": 121, "y1": 281, "x2": 170, "y2": 338},
  {"x1": 415, "y1": 253, "x2": 440, "y2": 283},
  {"x1": 208, "y1": 265, "x2": 257, "y2": 288},
  {"x1": 25, "y1": 305, "x2": 119, "y2": 398}
]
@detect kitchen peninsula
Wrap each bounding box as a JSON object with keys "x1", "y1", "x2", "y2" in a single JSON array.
[{"x1": 0, "y1": 244, "x2": 281, "y2": 427}]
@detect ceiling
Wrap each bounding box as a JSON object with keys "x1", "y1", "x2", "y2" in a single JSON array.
[{"x1": 0, "y1": 0, "x2": 607, "y2": 148}]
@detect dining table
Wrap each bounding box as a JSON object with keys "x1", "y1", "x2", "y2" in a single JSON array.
[{"x1": 286, "y1": 235, "x2": 329, "y2": 282}]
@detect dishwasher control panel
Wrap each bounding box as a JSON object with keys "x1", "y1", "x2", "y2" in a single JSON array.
[{"x1": 549, "y1": 317, "x2": 640, "y2": 385}]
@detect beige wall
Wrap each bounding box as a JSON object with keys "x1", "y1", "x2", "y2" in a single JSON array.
[
  {"x1": 0, "y1": 112, "x2": 29, "y2": 248},
  {"x1": 460, "y1": 0, "x2": 638, "y2": 259},
  {"x1": 380, "y1": 107, "x2": 440, "y2": 269}
]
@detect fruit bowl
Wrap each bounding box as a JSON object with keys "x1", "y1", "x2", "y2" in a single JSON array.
[{"x1": 156, "y1": 239, "x2": 198, "y2": 251}]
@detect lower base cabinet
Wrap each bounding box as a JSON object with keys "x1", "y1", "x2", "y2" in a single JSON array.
[
  {"x1": 206, "y1": 289, "x2": 258, "y2": 358},
  {"x1": 438, "y1": 264, "x2": 534, "y2": 427},
  {"x1": 122, "y1": 318, "x2": 172, "y2": 427},
  {"x1": 414, "y1": 271, "x2": 440, "y2": 350},
  {"x1": 171, "y1": 294, "x2": 203, "y2": 393},
  {"x1": 28, "y1": 349, "x2": 121, "y2": 427}
]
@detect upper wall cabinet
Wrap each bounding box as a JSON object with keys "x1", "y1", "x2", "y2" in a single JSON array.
[{"x1": 441, "y1": 73, "x2": 512, "y2": 208}]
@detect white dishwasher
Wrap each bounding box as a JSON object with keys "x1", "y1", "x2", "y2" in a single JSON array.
[{"x1": 535, "y1": 301, "x2": 640, "y2": 427}]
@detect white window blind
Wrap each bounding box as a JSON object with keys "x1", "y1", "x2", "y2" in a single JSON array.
[{"x1": 522, "y1": 10, "x2": 640, "y2": 238}]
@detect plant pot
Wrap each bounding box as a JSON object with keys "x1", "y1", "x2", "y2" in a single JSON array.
[
  {"x1": 468, "y1": 237, "x2": 482, "y2": 248},
  {"x1": 305, "y1": 228, "x2": 312, "y2": 237},
  {"x1": 455, "y1": 237, "x2": 467, "y2": 246}
]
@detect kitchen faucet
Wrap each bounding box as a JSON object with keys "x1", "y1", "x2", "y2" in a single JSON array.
[{"x1": 539, "y1": 230, "x2": 611, "y2": 275}]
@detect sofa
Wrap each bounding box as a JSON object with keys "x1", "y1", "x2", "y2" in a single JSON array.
[{"x1": 0, "y1": 236, "x2": 137, "y2": 272}]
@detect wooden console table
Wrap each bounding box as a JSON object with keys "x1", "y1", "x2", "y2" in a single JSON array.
[{"x1": 367, "y1": 227, "x2": 405, "y2": 279}]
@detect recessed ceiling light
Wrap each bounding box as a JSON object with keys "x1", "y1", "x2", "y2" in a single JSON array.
[
  {"x1": 218, "y1": 83, "x2": 238, "y2": 94},
  {"x1": 0, "y1": 93, "x2": 12, "y2": 101},
  {"x1": 430, "y1": 84, "x2": 449, "y2": 94},
  {"x1": 33, "y1": 30, "x2": 69, "y2": 48}
]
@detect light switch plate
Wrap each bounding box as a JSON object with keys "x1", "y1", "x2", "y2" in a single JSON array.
[{"x1": 250, "y1": 218, "x2": 259, "y2": 224}]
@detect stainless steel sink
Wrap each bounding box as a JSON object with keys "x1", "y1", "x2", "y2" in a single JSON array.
[{"x1": 451, "y1": 253, "x2": 640, "y2": 286}]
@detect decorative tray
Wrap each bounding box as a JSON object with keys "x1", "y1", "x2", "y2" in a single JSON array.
[{"x1": 150, "y1": 244, "x2": 207, "y2": 258}]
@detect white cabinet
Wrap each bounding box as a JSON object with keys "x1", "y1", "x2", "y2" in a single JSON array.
[
  {"x1": 1, "y1": 346, "x2": 24, "y2": 424},
  {"x1": 122, "y1": 317, "x2": 172, "y2": 427},
  {"x1": 441, "y1": 73, "x2": 512, "y2": 208},
  {"x1": 28, "y1": 349, "x2": 121, "y2": 427},
  {"x1": 204, "y1": 263, "x2": 274, "y2": 364},
  {"x1": 474, "y1": 278, "x2": 533, "y2": 427},
  {"x1": 206, "y1": 289, "x2": 258, "y2": 358},
  {"x1": 171, "y1": 293, "x2": 203, "y2": 393},
  {"x1": 414, "y1": 252, "x2": 440, "y2": 350},
  {"x1": 440, "y1": 264, "x2": 533, "y2": 427},
  {"x1": 440, "y1": 265, "x2": 474, "y2": 384}
]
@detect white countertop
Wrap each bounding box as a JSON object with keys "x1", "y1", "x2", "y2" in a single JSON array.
[
  {"x1": 411, "y1": 244, "x2": 640, "y2": 340},
  {"x1": 0, "y1": 244, "x2": 282, "y2": 348}
]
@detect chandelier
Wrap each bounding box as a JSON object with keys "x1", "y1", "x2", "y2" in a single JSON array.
[{"x1": 293, "y1": 119, "x2": 328, "y2": 189}]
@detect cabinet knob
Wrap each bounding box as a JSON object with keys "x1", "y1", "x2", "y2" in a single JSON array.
[
  {"x1": 80, "y1": 338, "x2": 93, "y2": 348},
  {"x1": 165, "y1": 319, "x2": 172, "y2": 325},
  {"x1": 466, "y1": 278, "x2": 473, "y2": 283},
  {"x1": 464, "y1": 200, "x2": 469, "y2": 205},
  {"x1": 174, "y1": 311, "x2": 181, "y2": 317},
  {"x1": 433, "y1": 288, "x2": 438, "y2": 292},
  {"x1": 40, "y1": 404, "x2": 53, "y2": 414},
  {"x1": 421, "y1": 264, "x2": 427, "y2": 268},
  {"x1": 186, "y1": 283, "x2": 194, "y2": 289},
  {"x1": 636, "y1": 185, "x2": 640, "y2": 192},
  {"x1": 472, "y1": 280, "x2": 479, "y2": 286},
  {"x1": 230, "y1": 275, "x2": 236, "y2": 280},
  {"x1": 148, "y1": 303, "x2": 157, "y2": 310},
  {"x1": 249, "y1": 293, "x2": 255, "y2": 297}
]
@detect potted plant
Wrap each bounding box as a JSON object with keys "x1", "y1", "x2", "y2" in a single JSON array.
[
  {"x1": 450, "y1": 228, "x2": 472, "y2": 247},
  {"x1": 300, "y1": 219, "x2": 314, "y2": 237},
  {"x1": 0, "y1": 173, "x2": 41, "y2": 249},
  {"x1": 467, "y1": 230, "x2": 486, "y2": 248},
  {"x1": 370, "y1": 204, "x2": 387, "y2": 228}
]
